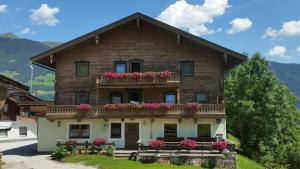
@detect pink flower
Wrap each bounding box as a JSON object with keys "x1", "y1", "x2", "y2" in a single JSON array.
[
  {"x1": 180, "y1": 139, "x2": 196, "y2": 150},
  {"x1": 78, "y1": 104, "x2": 91, "y2": 111},
  {"x1": 159, "y1": 103, "x2": 173, "y2": 110},
  {"x1": 149, "y1": 140, "x2": 165, "y2": 150},
  {"x1": 186, "y1": 103, "x2": 200, "y2": 112},
  {"x1": 93, "y1": 138, "x2": 107, "y2": 146},
  {"x1": 212, "y1": 141, "x2": 229, "y2": 150},
  {"x1": 143, "y1": 104, "x2": 161, "y2": 110},
  {"x1": 160, "y1": 70, "x2": 172, "y2": 78},
  {"x1": 65, "y1": 140, "x2": 77, "y2": 147}
]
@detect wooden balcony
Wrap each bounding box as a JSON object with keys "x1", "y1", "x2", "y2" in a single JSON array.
[
  {"x1": 96, "y1": 72, "x2": 180, "y2": 88},
  {"x1": 45, "y1": 104, "x2": 225, "y2": 120}
]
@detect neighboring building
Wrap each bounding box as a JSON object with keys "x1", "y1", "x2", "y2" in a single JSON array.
[
  {"x1": 31, "y1": 13, "x2": 246, "y2": 152},
  {"x1": 0, "y1": 74, "x2": 45, "y2": 142}
]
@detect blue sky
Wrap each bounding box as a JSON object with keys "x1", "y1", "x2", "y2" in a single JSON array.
[{"x1": 0, "y1": 0, "x2": 300, "y2": 64}]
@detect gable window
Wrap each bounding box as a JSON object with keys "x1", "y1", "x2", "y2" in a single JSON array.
[
  {"x1": 164, "y1": 93, "x2": 177, "y2": 104},
  {"x1": 115, "y1": 62, "x2": 127, "y2": 73},
  {"x1": 111, "y1": 123, "x2": 121, "y2": 138},
  {"x1": 181, "y1": 61, "x2": 194, "y2": 76},
  {"x1": 195, "y1": 92, "x2": 208, "y2": 103},
  {"x1": 69, "y1": 124, "x2": 90, "y2": 139},
  {"x1": 197, "y1": 124, "x2": 211, "y2": 137},
  {"x1": 76, "y1": 91, "x2": 89, "y2": 104},
  {"x1": 164, "y1": 124, "x2": 177, "y2": 137},
  {"x1": 129, "y1": 60, "x2": 143, "y2": 72},
  {"x1": 76, "y1": 61, "x2": 89, "y2": 77},
  {"x1": 19, "y1": 126, "x2": 27, "y2": 136},
  {"x1": 110, "y1": 92, "x2": 123, "y2": 104}
]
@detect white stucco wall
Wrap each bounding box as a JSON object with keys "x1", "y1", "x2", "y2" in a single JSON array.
[
  {"x1": 37, "y1": 117, "x2": 226, "y2": 152},
  {"x1": 0, "y1": 119, "x2": 37, "y2": 142}
]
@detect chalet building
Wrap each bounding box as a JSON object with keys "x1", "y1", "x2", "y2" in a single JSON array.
[
  {"x1": 31, "y1": 13, "x2": 246, "y2": 152},
  {"x1": 0, "y1": 74, "x2": 45, "y2": 142}
]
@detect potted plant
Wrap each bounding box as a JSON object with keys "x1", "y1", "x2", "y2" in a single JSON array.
[
  {"x1": 212, "y1": 140, "x2": 229, "y2": 153},
  {"x1": 180, "y1": 139, "x2": 196, "y2": 151},
  {"x1": 149, "y1": 140, "x2": 165, "y2": 153}
]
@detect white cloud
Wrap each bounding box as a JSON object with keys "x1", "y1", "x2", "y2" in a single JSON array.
[
  {"x1": 267, "y1": 45, "x2": 287, "y2": 57},
  {"x1": 0, "y1": 4, "x2": 7, "y2": 13},
  {"x1": 227, "y1": 18, "x2": 252, "y2": 34},
  {"x1": 263, "y1": 20, "x2": 300, "y2": 38},
  {"x1": 297, "y1": 46, "x2": 300, "y2": 53},
  {"x1": 30, "y1": 4, "x2": 59, "y2": 26},
  {"x1": 17, "y1": 27, "x2": 35, "y2": 35},
  {"x1": 157, "y1": 0, "x2": 230, "y2": 36}
]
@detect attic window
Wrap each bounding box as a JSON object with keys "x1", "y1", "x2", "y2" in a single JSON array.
[{"x1": 76, "y1": 61, "x2": 89, "y2": 77}]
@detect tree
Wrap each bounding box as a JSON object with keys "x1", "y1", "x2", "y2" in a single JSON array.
[{"x1": 225, "y1": 53, "x2": 300, "y2": 168}]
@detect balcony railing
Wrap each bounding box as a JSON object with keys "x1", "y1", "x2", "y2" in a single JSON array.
[
  {"x1": 46, "y1": 104, "x2": 225, "y2": 120},
  {"x1": 96, "y1": 72, "x2": 180, "y2": 88}
]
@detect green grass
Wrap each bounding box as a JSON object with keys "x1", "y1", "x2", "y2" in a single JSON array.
[
  {"x1": 65, "y1": 155, "x2": 204, "y2": 169},
  {"x1": 237, "y1": 155, "x2": 264, "y2": 169}
]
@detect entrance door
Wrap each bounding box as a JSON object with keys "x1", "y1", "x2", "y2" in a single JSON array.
[{"x1": 125, "y1": 123, "x2": 139, "y2": 149}]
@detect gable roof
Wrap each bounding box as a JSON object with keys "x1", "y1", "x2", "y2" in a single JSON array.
[
  {"x1": 30, "y1": 12, "x2": 247, "y2": 70},
  {"x1": 0, "y1": 74, "x2": 29, "y2": 91}
]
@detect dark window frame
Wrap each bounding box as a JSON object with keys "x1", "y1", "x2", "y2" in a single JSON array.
[
  {"x1": 110, "y1": 123, "x2": 122, "y2": 138},
  {"x1": 129, "y1": 60, "x2": 144, "y2": 73},
  {"x1": 197, "y1": 124, "x2": 211, "y2": 137},
  {"x1": 110, "y1": 92, "x2": 123, "y2": 104},
  {"x1": 128, "y1": 89, "x2": 143, "y2": 103},
  {"x1": 76, "y1": 61, "x2": 89, "y2": 77},
  {"x1": 19, "y1": 126, "x2": 27, "y2": 136},
  {"x1": 164, "y1": 123, "x2": 178, "y2": 138},
  {"x1": 69, "y1": 124, "x2": 90, "y2": 139},
  {"x1": 163, "y1": 92, "x2": 177, "y2": 104},
  {"x1": 180, "y1": 61, "x2": 194, "y2": 76},
  {"x1": 114, "y1": 61, "x2": 127, "y2": 73},
  {"x1": 76, "y1": 91, "x2": 90, "y2": 104},
  {"x1": 194, "y1": 91, "x2": 209, "y2": 103}
]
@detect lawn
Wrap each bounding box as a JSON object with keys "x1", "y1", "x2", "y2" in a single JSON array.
[{"x1": 65, "y1": 155, "x2": 204, "y2": 169}]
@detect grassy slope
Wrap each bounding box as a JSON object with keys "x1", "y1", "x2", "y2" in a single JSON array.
[
  {"x1": 65, "y1": 155, "x2": 203, "y2": 169},
  {"x1": 227, "y1": 134, "x2": 264, "y2": 169}
]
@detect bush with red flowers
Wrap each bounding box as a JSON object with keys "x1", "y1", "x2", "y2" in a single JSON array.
[
  {"x1": 149, "y1": 140, "x2": 165, "y2": 150},
  {"x1": 93, "y1": 138, "x2": 107, "y2": 146},
  {"x1": 212, "y1": 140, "x2": 229, "y2": 151},
  {"x1": 78, "y1": 104, "x2": 91, "y2": 111},
  {"x1": 186, "y1": 103, "x2": 200, "y2": 112},
  {"x1": 180, "y1": 139, "x2": 196, "y2": 150}
]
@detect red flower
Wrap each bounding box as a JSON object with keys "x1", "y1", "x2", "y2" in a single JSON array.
[
  {"x1": 143, "y1": 103, "x2": 161, "y2": 110},
  {"x1": 180, "y1": 139, "x2": 196, "y2": 150},
  {"x1": 131, "y1": 72, "x2": 143, "y2": 80},
  {"x1": 149, "y1": 140, "x2": 165, "y2": 150},
  {"x1": 160, "y1": 70, "x2": 172, "y2": 78},
  {"x1": 78, "y1": 104, "x2": 91, "y2": 111},
  {"x1": 186, "y1": 103, "x2": 200, "y2": 112},
  {"x1": 93, "y1": 138, "x2": 107, "y2": 146},
  {"x1": 212, "y1": 140, "x2": 229, "y2": 150},
  {"x1": 65, "y1": 140, "x2": 77, "y2": 147},
  {"x1": 159, "y1": 103, "x2": 173, "y2": 110}
]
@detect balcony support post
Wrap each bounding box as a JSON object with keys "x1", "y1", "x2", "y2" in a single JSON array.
[
  {"x1": 96, "y1": 88, "x2": 99, "y2": 105},
  {"x1": 177, "y1": 88, "x2": 180, "y2": 104}
]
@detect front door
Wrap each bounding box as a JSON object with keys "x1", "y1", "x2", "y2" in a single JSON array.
[{"x1": 125, "y1": 123, "x2": 139, "y2": 149}]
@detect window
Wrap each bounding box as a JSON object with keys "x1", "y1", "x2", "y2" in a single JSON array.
[
  {"x1": 115, "y1": 62, "x2": 127, "y2": 73},
  {"x1": 197, "y1": 124, "x2": 211, "y2": 137},
  {"x1": 69, "y1": 124, "x2": 90, "y2": 139},
  {"x1": 111, "y1": 123, "x2": 121, "y2": 138},
  {"x1": 0, "y1": 130, "x2": 8, "y2": 137},
  {"x1": 76, "y1": 61, "x2": 89, "y2": 77},
  {"x1": 164, "y1": 124, "x2": 177, "y2": 137},
  {"x1": 181, "y1": 61, "x2": 194, "y2": 76},
  {"x1": 195, "y1": 92, "x2": 208, "y2": 103},
  {"x1": 164, "y1": 93, "x2": 177, "y2": 104},
  {"x1": 76, "y1": 92, "x2": 89, "y2": 104},
  {"x1": 129, "y1": 60, "x2": 143, "y2": 72},
  {"x1": 128, "y1": 89, "x2": 142, "y2": 102},
  {"x1": 19, "y1": 127, "x2": 27, "y2": 136},
  {"x1": 110, "y1": 92, "x2": 123, "y2": 104}
]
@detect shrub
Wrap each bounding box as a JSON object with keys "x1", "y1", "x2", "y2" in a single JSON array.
[
  {"x1": 103, "y1": 145, "x2": 115, "y2": 156},
  {"x1": 51, "y1": 146, "x2": 68, "y2": 160},
  {"x1": 212, "y1": 140, "x2": 229, "y2": 151},
  {"x1": 93, "y1": 138, "x2": 107, "y2": 146},
  {"x1": 78, "y1": 104, "x2": 91, "y2": 111},
  {"x1": 149, "y1": 140, "x2": 165, "y2": 150},
  {"x1": 180, "y1": 139, "x2": 196, "y2": 150},
  {"x1": 65, "y1": 140, "x2": 77, "y2": 152}
]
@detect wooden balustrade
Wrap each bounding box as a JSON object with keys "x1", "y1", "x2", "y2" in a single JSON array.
[
  {"x1": 46, "y1": 104, "x2": 225, "y2": 120},
  {"x1": 96, "y1": 72, "x2": 180, "y2": 88}
]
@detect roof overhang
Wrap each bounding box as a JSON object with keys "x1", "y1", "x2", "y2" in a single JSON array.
[{"x1": 31, "y1": 12, "x2": 247, "y2": 70}]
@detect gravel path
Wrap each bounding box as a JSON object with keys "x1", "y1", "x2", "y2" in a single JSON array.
[{"x1": 1, "y1": 140, "x2": 96, "y2": 169}]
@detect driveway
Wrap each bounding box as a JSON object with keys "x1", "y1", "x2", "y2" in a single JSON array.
[{"x1": 0, "y1": 140, "x2": 96, "y2": 169}]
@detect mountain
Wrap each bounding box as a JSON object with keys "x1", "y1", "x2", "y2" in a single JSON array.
[{"x1": 270, "y1": 62, "x2": 300, "y2": 107}]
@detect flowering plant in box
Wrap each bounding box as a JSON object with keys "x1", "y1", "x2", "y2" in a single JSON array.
[
  {"x1": 180, "y1": 139, "x2": 196, "y2": 150},
  {"x1": 143, "y1": 103, "x2": 161, "y2": 110},
  {"x1": 149, "y1": 140, "x2": 165, "y2": 150},
  {"x1": 186, "y1": 103, "x2": 200, "y2": 112},
  {"x1": 160, "y1": 70, "x2": 172, "y2": 78},
  {"x1": 93, "y1": 138, "x2": 107, "y2": 147},
  {"x1": 78, "y1": 104, "x2": 91, "y2": 111},
  {"x1": 143, "y1": 71, "x2": 156, "y2": 80},
  {"x1": 212, "y1": 140, "x2": 229, "y2": 151},
  {"x1": 159, "y1": 103, "x2": 173, "y2": 110}
]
